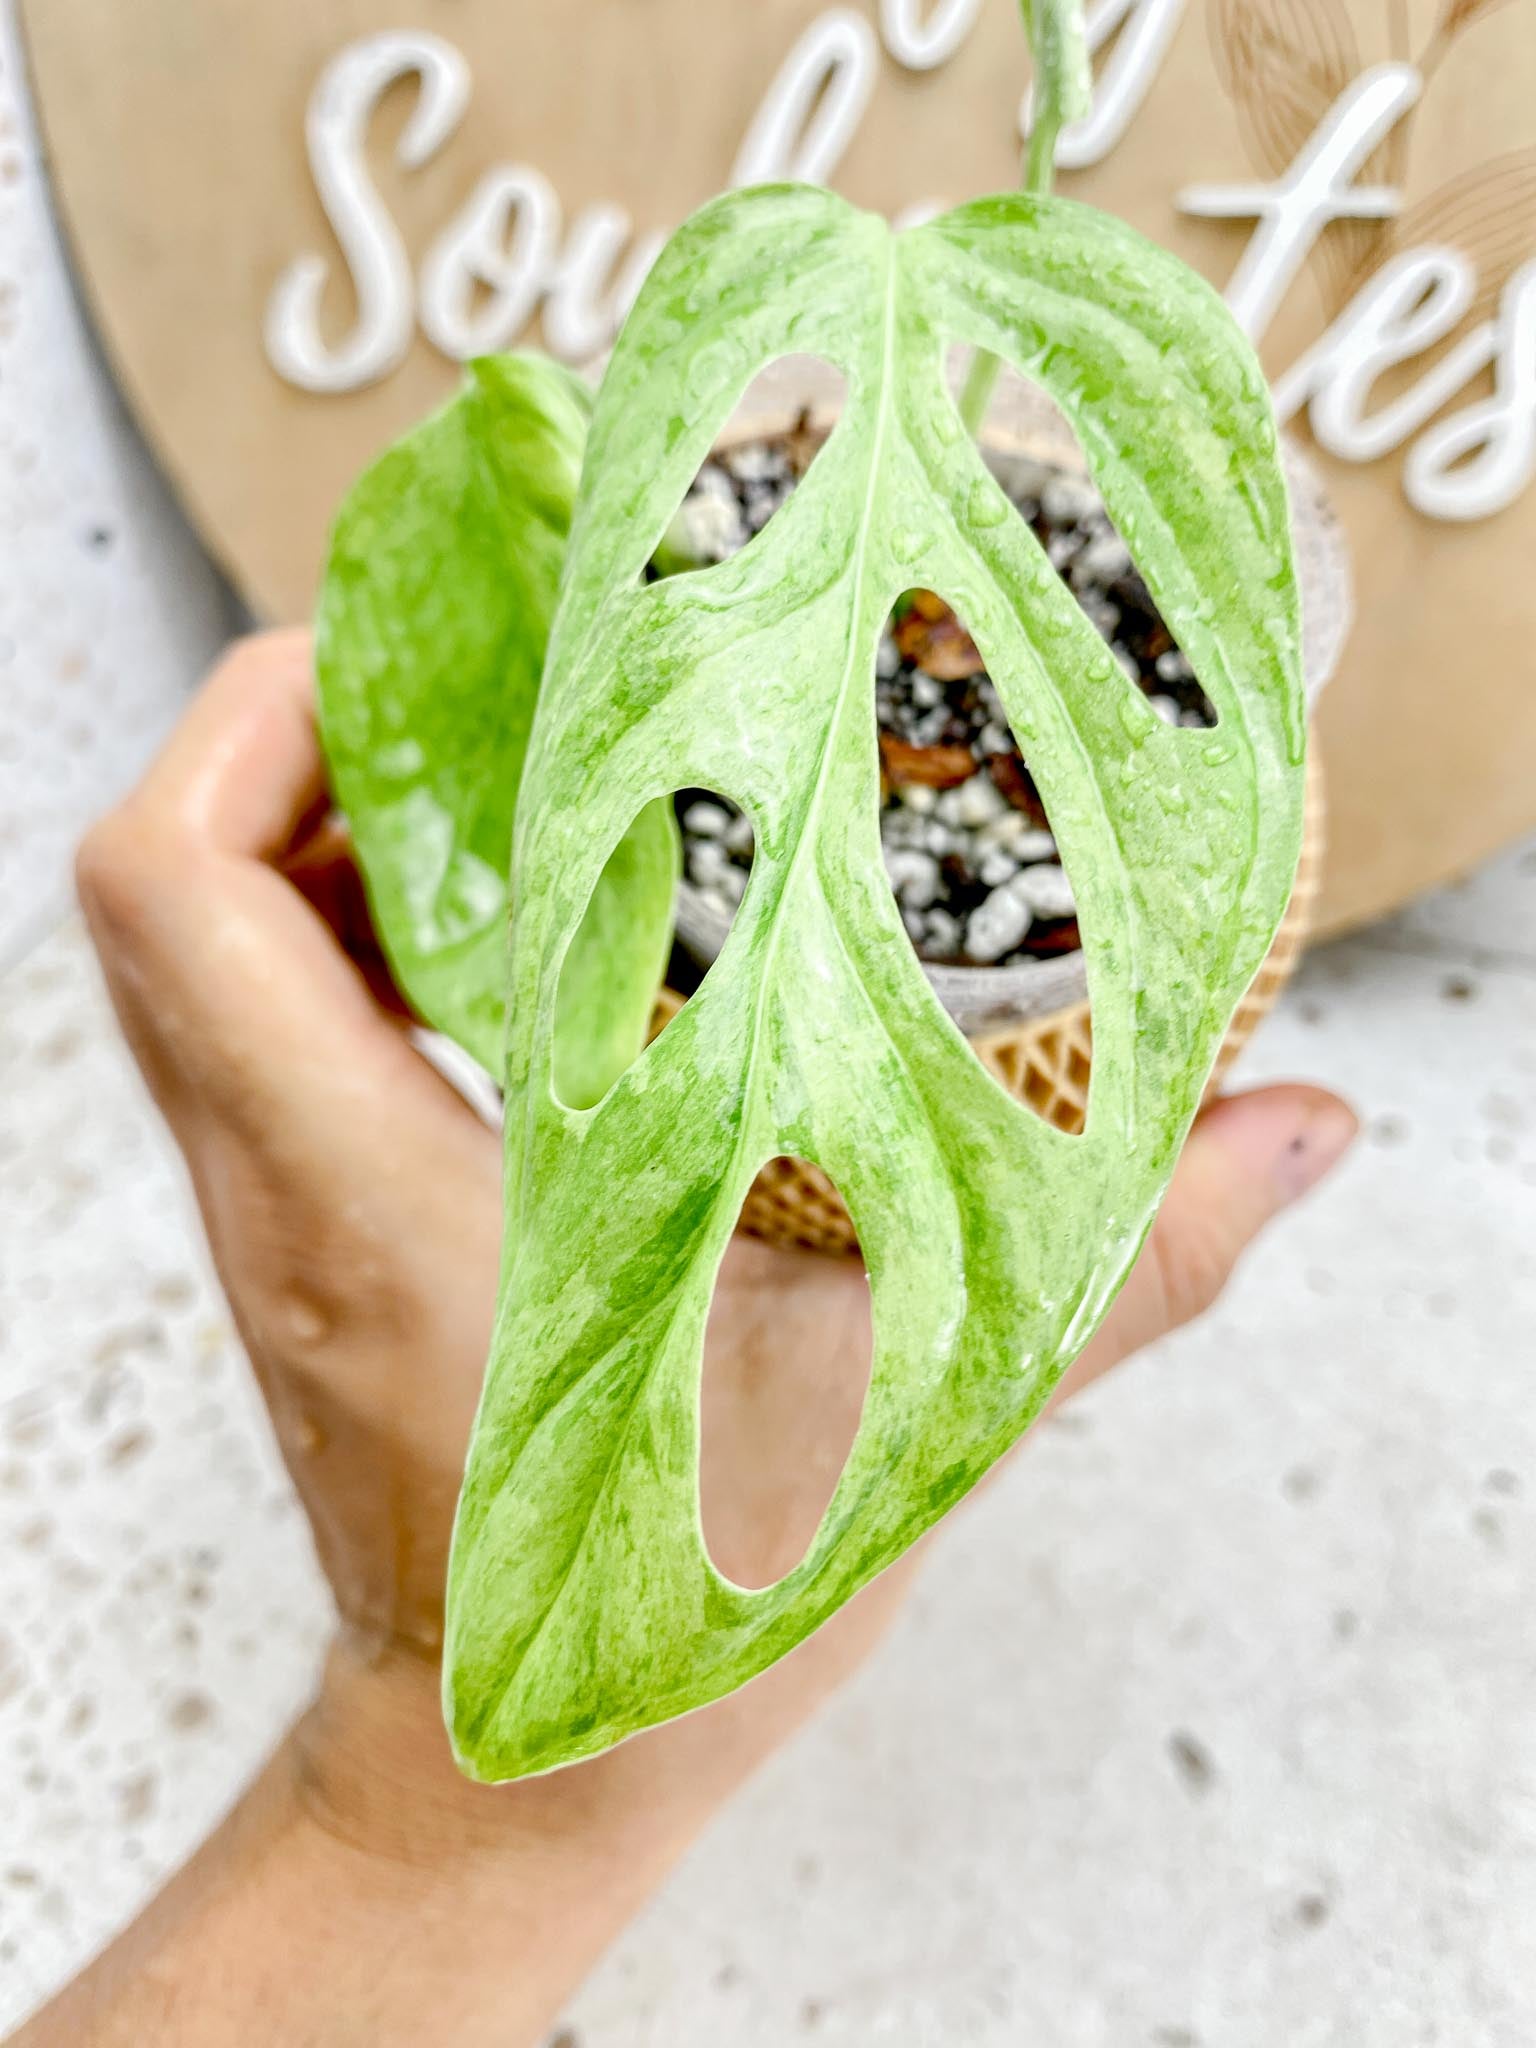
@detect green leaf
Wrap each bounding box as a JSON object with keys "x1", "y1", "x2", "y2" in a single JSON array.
[
  {"x1": 445, "y1": 184, "x2": 1305, "y2": 1781},
  {"x1": 315, "y1": 351, "x2": 677, "y2": 1096}
]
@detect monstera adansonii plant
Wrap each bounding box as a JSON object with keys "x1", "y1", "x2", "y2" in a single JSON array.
[{"x1": 316, "y1": 0, "x2": 1305, "y2": 1782}]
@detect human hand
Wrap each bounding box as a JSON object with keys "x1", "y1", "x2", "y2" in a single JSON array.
[{"x1": 60, "y1": 629, "x2": 1354, "y2": 2044}]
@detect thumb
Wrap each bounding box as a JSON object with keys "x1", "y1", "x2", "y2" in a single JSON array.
[{"x1": 1054, "y1": 1084, "x2": 1358, "y2": 1405}]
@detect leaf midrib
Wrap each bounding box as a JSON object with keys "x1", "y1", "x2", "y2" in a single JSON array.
[
  {"x1": 477, "y1": 241, "x2": 905, "y2": 1738},
  {"x1": 733, "y1": 234, "x2": 902, "y2": 1182}
]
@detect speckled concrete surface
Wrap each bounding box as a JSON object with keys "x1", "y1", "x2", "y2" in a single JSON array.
[
  {"x1": 0, "y1": 926, "x2": 330, "y2": 2011},
  {"x1": 0, "y1": 0, "x2": 231, "y2": 972},
  {"x1": 2, "y1": 844, "x2": 1533, "y2": 2041}
]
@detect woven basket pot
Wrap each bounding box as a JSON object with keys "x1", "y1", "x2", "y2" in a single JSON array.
[{"x1": 651, "y1": 360, "x2": 1351, "y2": 1259}]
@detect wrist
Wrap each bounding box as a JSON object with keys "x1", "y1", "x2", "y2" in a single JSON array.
[
  {"x1": 294, "y1": 1632, "x2": 715, "y2": 1904},
  {"x1": 294, "y1": 1636, "x2": 513, "y2": 1869},
  {"x1": 233, "y1": 1637, "x2": 706, "y2": 2045},
  {"x1": 16, "y1": 1642, "x2": 668, "y2": 2048}
]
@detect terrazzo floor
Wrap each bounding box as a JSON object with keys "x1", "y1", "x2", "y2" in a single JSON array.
[{"x1": 2, "y1": 834, "x2": 1533, "y2": 2045}]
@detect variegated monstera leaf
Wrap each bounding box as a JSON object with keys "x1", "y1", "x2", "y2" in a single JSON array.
[{"x1": 443, "y1": 184, "x2": 1306, "y2": 1780}]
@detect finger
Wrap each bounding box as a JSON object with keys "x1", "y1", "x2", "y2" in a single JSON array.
[
  {"x1": 282, "y1": 816, "x2": 415, "y2": 1021},
  {"x1": 127, "y1": 628, "x2": 324, "y2": 861},
  {"x1": 1050, "y1": 1083, "x2": 1358, "y2": 1407},
  {"x1": 76, "y1": 634, "x2": 477, "y2": 1145}
]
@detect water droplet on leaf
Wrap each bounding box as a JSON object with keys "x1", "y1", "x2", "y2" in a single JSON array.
[
  {"x1": 932, "y1": 404, "x2": 962, "y2": 447},
  {"x1": 967, "y1": 480, "x2": 1008, "y2": 527},
  {"x1": 686, "y1": 340, "x2": 741, "y2": 407},
  {"x1": 1118, "y1": 694, "x2": 1156, "y2": 745}
]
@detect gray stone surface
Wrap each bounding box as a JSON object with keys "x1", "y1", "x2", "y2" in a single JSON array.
[
  {"x1": 0, "y1": 0, "x2": 231, "y2": 974},
  {"x1": 0, "y1": 927, "x2": 329, "y2": 2012}
]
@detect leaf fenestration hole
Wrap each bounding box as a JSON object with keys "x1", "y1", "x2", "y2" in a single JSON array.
[
  {"x1": 550, "y1": 785, "x2": 756, "y2": 1106},
  {"x1": 668, "y1": 785, "x2": 756, "y2": 1004},
  {"x1": 872, "y1": 582, "x2": 1094, "y2": 1130},
  {"x1": 876, "y1": 587, "x2": 1084, "y2": 980},
  {"x1": 698, "y1": 1193, "x2": 873, "y2": 1590},
  {"x1": 551, "y1": 789, "x2": 698, "y2": 1113},
  {"x1": 649, "y1": 356, "x2": 848, "y2": 579},
  {"x1": 965, "y1": 372, "x2": 1219, "y2": 732}
]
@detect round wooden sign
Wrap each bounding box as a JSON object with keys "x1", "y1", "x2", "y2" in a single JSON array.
[{"x1": 18, "y1": 0, "x2": 1536, "y2": 934}]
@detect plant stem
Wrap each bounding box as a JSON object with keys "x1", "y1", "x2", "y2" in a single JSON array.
[
  {"x1": 958, "y1": 106, "x2": 1064, "y2": 436},
  {"x1": 1025, "y1": 102, "x2": 1066, "y2": 199}
]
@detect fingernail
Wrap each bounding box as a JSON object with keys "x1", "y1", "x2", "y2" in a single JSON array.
[{"x1": 1274, "y1": 1097, "x2": 1359, "y2": 1203}]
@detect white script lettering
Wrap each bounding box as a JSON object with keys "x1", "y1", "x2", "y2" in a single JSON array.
[
  {"x1": 1180, "y1": 63, "x2": 1421, "y2": 343},
  {"x1": 265, "y1": 19, "x2": 1532, "y2": 522},
  {"x1": 266, "y1": 33, "x2": 468, "y2": 393}
]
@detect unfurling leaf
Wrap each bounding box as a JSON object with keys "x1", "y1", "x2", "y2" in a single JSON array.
[
  {"x1": 1021, "y1": 0, "x2": 1092, "y2": 129},
  {"x1": 316, "y1": 351, "x2": 677, "y2": 1096},
  {"x1": 966, "y1": 0, "x2": 1092, "y2": 427},
  {"x1": 443, "y1": 184, "x2": 1305, "y2": 1781}
]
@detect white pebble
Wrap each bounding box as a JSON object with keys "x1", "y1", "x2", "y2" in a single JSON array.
[
  {"x1": 923, "y1": 822, "x2": 958, "y2": 856},
  {"x1": 978, "y1": 847, "x2": 1020, "y2": 887},
  {"x1": 682, "y1": 800, "x2": 731, "y2": 839},
  {"x1": 1114, "y1": 645, "x2": 1141, "y2": 685},
  {"x1": 964, "y1": 890, "x2": 1034, "y2": 963},
  {"x1": 1156, "y1": 649, "x2": 1193, "y2": 683},
  {"x1": 1073, "y1": 532, "x2": 1132, "y2": 583},
  {"x1": 884, "y1": 807, "x2": 928, "y2": 849},
  {"x1": 694, "y1": 461, "x2": 735, "y2": 501},
  {"x1": 991, "y1": 454, "x2": 1053, "y2": 500},
  {"x1": 883, "y1": 848, "x2": 941, "y2": 910},
  {"x1": 979, "y1": 813, "x2": 1054, "y2": 861},
  {"x1": 895, "y1": 782, "x2": 937, "y2": 815},
  {"x1": 688, "y1": 840, "x2": 731, "y2": 888},
  {"x1": 717, "y1": 863, "x2": 747, "y2": 907},
  {"x1": 1009, "y1": 862, "x2": 1076, "y2": 919},
  {"x1": 729, "y1": 442, "x2": 780, "y2": 483},
  {"x1": 1150, "y1": 693, "x2": 1181, "y2": 725},
  {"x1": 876, "y1": 633, "x2": 901, "y2": 680},
  {"x1": 1042, "y1": 473, "x2": 1101, "y2": 524},
  {"x1": 724, "y1": 811, "x2": 756, "y2": 856},
  {"x1": 1014, "y1": 828, "x2": 1059, "y2": 862},
  {"x1": 937, "y1": 773, "x2": 1007, "y2": 828},
  {"x1": 679, "y1": 491, "x2": 746, "y2": 563},
  {"x1": 910, "y1": 671, "x2": 943, "y2": 710},
  {"x1": 924, "y1": 909, "x2": 962, "y2": 954},
  {"x1": 901, "y1": 905, "x2": 928, "y2": 943},
  {"x1": 744, "y1": 487, "x2": 780, "y2": 532},
  {"x1": 1079, "y1": 595, "x2": 1121, "y2": 638},
  {"x1": 978, "y1": 722, "x2": 1012, "y2": 756}
]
